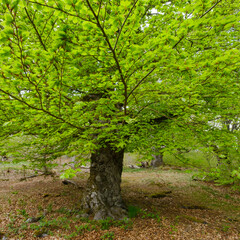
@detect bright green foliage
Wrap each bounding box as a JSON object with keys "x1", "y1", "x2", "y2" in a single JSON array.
[{"x1": 0, "y1": 0, "x2": 239, "y2": 177}]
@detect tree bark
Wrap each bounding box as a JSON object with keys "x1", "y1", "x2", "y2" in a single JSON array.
[
  {"x1": 151, "y1": 153, "x2": 164, "y2": 167},
  {"x1": 81, "y1": 144, "x2": 127, "y2": 220},
  {"x1": 151, "y1": 146, "x2": 164, "y2": 167}
]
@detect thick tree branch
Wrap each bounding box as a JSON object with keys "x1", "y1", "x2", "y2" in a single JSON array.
[{"x1": 85, "y1": 0, "x2": 128, "y2": 115}]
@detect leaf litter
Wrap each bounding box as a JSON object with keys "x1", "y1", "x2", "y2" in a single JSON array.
[{"x1": 0, "y1": 168, "x2": 239, "y2": 239}]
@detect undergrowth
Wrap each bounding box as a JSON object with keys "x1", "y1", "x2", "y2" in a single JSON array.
[{"x1": 4, "y1": 204, "x2": 161, "y2": 239}]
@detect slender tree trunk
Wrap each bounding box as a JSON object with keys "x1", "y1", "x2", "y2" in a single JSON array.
[{"x1": 81, "y1": 144, "x2": 127, "y2": 220}]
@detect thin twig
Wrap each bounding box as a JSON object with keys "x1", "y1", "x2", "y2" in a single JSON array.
[
  {"x1": 114, "y1": 0, "x2": 139, "y2": 51},
  {"x1": 28, "y1": 1, "x2": 97, "y2": 24},
  {"x1": 24, "y1": 7, "x2": 47, "y2": 51},
  {"x1": 127, "y1": 67, "x2": 156, "y2": 100},
  {"x1": 200, "y1": 0, "x2": 222, "y2": 18},
  {"x1": 173, "y1": 0, "x2": 222, "y2": 49}
]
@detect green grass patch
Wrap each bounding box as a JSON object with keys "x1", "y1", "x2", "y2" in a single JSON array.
[
  {"x1": 163, "y1": 150, "x2": 217, "y2": 170},
  {"x1": 0, "y1": 161, "x2": 31, "y2": 171}
]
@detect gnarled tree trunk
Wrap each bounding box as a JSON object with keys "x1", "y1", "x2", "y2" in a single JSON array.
[
  {"x1": 81, "y1": 145, "x2": 127, "y2": 220},
  {"x1": 151, "y1": 153, "x2": 164, "y2": 167}
]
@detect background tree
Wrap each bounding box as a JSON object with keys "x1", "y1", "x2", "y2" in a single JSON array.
[{"x1": 0, "y1": 0, "x2": 239, "y2": 219}]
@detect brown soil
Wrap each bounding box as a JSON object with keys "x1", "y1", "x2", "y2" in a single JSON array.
[{"x1": 0, "y1": 168, "x2": 239, "y2": 240}]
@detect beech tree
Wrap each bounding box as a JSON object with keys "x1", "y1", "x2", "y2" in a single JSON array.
[{"x1": 0, "y1": 0, "x2": 239, "y2": 219}]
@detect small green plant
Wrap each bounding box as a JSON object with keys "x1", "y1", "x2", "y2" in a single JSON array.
[
  {"x1": 117, "y1": 218, "x2": 133, "y2": 230},
  {"x1": 128, "y1": 205, "x2": 141, "y2": 218},
  {"x1": 18, "y1": 199, "x2": 27, "y2": 207},
  {"x1": 7, "y1": 198, "x2": 11, "y2": 205},
  {"x1": 37, "y1": 205, "x2": 43, "y2": 212},
  {"x1": 30, "y1": 217, "x2": 70, "y2": 231},
  {"x1": 11, "y1": 191, "x2": 18, "y2": 195},
  {"x1": 224, "y1": 194, "x2": 231, "y2": 199},
  {"x1": 155, "y1": 215, "x2": 162, "y2": 224},
  {"x1": 100, "y1": 231, "x2": 115, "y2": 240},
  {"x1": 99, "y1": 218, "x2": 113, "y2": 230},
  {"x1": 75, "y1": 223, "x2": 91, "y2": 233},
  {"x1": 20, "y1": 223, "x2": 28, "y2": 230},
  {"x1": 76, "y1": 215, "x2": 93, "y2": 223},
  {"x1": 169, "y1": 224, "x2": 178, "y2": 234},
  {"x1": 7, "y1": 216, "x2": 19, "y2": 234},
  {"x1": 98, "y1": 217, "x2": 133, "y2": 231},
  {"x1": 169, "y1": 216, "x2": 179, "y2": 234},
  {"x1": 17, "y1": 209, "x2": 29, "y2": 218},
  {"x1": 9, "y1": 215, "x2": 17, "y2": 224},
  {"x1": 18, "y1": 232, "x2": 26, "y2": 238},
  {"x1": 56, "y1": 207, "x2": 70, "y2": 215},
  {"x1": 140, "y1": 209, "x2": 160, "y2": 219},
  {"x1": 47, "y1": 203, "x2": 53, "y2": 213},
  {"x1": 64, "y1": 222, "x2": 97, "y2": 239},
  {"x1": 64, "y1": 232, "x2": 78, "y2": 239},
  {"x1": 221, "y1": 225, "x2": 230, "y2": 232},
  {"x1": 56, "y1": 207, "x2": 82, "y2": 217}
]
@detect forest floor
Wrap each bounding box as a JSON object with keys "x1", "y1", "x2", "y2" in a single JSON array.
[{"x1": 0, "y1": 166, "x2": 239, "y2": 240}]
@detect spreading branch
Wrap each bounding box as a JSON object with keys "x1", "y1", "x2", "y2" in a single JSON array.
[
  {"x1": 173, "y1": 0, "x2": 223, "y2": 49},
  {"x1": 0, "y1": 89, "x2": 83, "y2": 131}
]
